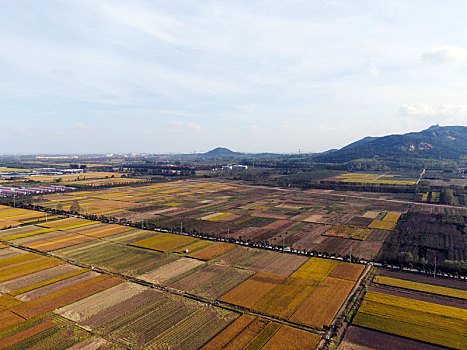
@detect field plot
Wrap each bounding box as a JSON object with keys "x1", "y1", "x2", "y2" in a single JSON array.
[
  {"x1": 373, "y1": 275, "x2": 467, "y2": 300},
  {"x1": 131, "y1": 232, "x2": 199, "y2": 252},
  {"x1": 0, "y1": 206, "x2": 61, "y2": 229},
  {"x1": 188, "y1": 242, "x2": 237, "y2": 260},
  {"x1": 138, "y1": 257, "x2": 204, "y2": 284},
  {"x1": 339, "y1": 325, "x2": 446, "y2": 350},
  {"x1": 324, "y1": 224, "x2": 370, "y2": 240},
  {"x1": 33, "y1": 179, "x2": 409, "y2": 259},
  {"x1": 219, "y1": 272, "x2": 286, "y2": 308},
  {"x1": 289, "y1": 277, "x2": 354, "y2": 328},
  {"x1": 353, "y1": 291, "x2": 467, "y2": 349},
  {"x1": 202, "y1": 314, "x2": 320, "y2": 350}
]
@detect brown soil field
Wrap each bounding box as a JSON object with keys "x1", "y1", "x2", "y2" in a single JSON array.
[
  {"x1": 329, "y1": 262, "x2": 365, "y2": 282},
  {"x1": 138, "y1": 257, "x2": 204, "y2": 284},
  {"x1": 339, "y1": 326, "x2": 446, "y2": 350},
  {"x1": 365, "y1": 229, "x2": 390, "y2": 242},
  {"x1": 0, "y1": 264, "x2": 80, "y2": 293},
  {"x1": 261, "y1": 325, "x2": 321, "y2": 350},
  {"x1": 27, "y1": 235, "x2": 97, "y2": 252},
  {"x1": 260, "y1": 254, "x2": 308, "y2": 276},
  {"x1": 0, "y1": 310, "x2": 25, "y2": 331},
  {"x1": 10, "y1": 274, "x2": 123, "y2": 319},
  {"x1": 369, "y1": 285, "x2": 467, "y2": 309},
  {"x1": 188, "y1": 242, "x2": 237, "y2": 260},
  {"x1": 66, "y1": 337, "x2": 109, "y2": 350},
  {"x1": 377, "y1": 269, "x2": 467, "y2": 290},
  {"x1": 219, "y1": 272, "x2": 287, "y2": 308},
  {"x1": 290, "y1": 277, "x2": 355, "y2": 328},
  {"x1": 0, "y1": 320, "x2": 56, "y2": 350},
  {"x1": 202, "y1": 314, "x2": 255, "y2": 350},
  {"x1": 16, "y1": 271, "x2": 100, "y2": 301},
  {"x1": 262, "y1": 220, "x2": 292, "y2": 230}
]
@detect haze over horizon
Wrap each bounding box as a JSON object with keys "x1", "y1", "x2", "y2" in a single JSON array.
[{"x1": 1, "y1": 1, "x2": 467, "y2": 154}]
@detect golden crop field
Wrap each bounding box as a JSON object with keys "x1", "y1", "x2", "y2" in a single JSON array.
[
  {"x1": 324, "y1": 225, "x2": 370, "y2": 240},
  {"x1": 368, "y1": 219, "x2": 396, "y2": 230},
  {"x1": 187, "y1": 242, "x2": 237, "y2": 260},
  {"x1": 373, "y1": 276, "x2": 467, "y2": 300},
  {"x1": 131, "y1": 233, "x2": 199, "y2": 252},
  {"x1": 290, "y1": 257, "x2": 339, "y2": 282},
  {"x1": 353, "y1": 291, "x2": 467, "y2": 349}
]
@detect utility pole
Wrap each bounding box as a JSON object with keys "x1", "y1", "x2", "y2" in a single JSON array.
[
  {"x1": 349, "y1": 247, "x2": 352, "y2": 263},
  {"x1": 434, "y1": 256, "x2": 437, "y2": 277},
  {"x1": 180, "y1": 222, "x2": 183, "y2": 233},
  {"x1": 227, "y1": 229, "x2": 230, "y2": 241}
]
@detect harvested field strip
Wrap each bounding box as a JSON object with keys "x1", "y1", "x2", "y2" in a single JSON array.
[
  {"x1": 138, "y1": 257, "x2": 204, "y2": 284},
  {"x1": 261, "y1": 325, "x2": 321, "y2": 350},
  {"x1": 291, "y1": 257, "x2": 339, "y2": 282},
  {"x1": 0, "y1": 264, "x2": 79, "y2": 293},
  {"x1": 188, "y1": 242, "x2": 237, "y2": 260},
  {"x1": 16, "y1": 271, "x2": 100, "y2": 301},
  {"x1": 10, "y1": 274, "x2": 123, "y2": 319},
  {"x1": 131, "y1": 233, "x2": 199, "y2": 252},
  {"x1": 1, "y1": 228, "x2": 58, "y2": 241},
  {"x1": 56, "y1": 282, "x2": 146, "y2": 323},
  {"x1": 0, "y1": 310, "x2": 25, "y2": 332},
  {"x1": 0, "y1": 257, "x2": 64, "y2": 283},
  {"x1": 329, "y1": 262, "x2": 365, "y2": 282},
  {"x1": 77, "y1": 225, "x2": 134, "y2": 238},
  {"x1": 10, "y1": 268, "x2": 88, "y2": 296},
  {"x1": 174, "y1": 240, "x2": 213, "y2": 254},
  {"x1": 253, "y1": 276, "x2": 317, "y2": 319},
  {"x1": 25, "y1": 233, "x2": 96, "y2": 249},
  {"x1": 373, "y1": 276, "x2": 467, "y2": 300},
  {"x1": 219, "y1": 272, "x2": 286, "y2": 309},
  {"x1": 202, "y1": 314, "x2": 255, "y2": 350},
  {"x1": 36, "y1": 218, "x2": 92, "y2": 229},
  {"x1": 289, "y1": 276, "x2": 355, "y2": 329},
  {"x1": 0, "y1": 320, "x2": 56, "y2": 350}
]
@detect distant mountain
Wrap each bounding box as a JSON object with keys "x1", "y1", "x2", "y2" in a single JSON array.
[
  {"x1": 203, "y1": 147, "x2": 242, "y2": 157},
  {"x1": 312, "y1": 125, "x2": 467, "y2": 162}
]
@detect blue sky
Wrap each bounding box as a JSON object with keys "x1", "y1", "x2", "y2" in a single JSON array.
[{"x1": 1, "y1": 1, "x2": 466, "y2": 154}]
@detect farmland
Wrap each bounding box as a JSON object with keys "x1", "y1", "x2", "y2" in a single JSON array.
[
  {"x1": 32, "y1": 179, "x2": 411, "y2": 260},
  {"x1": 343, "y1": 267, "x2": 467, "y2": 350},
  {"x1": 0, "y1": 209, "x2": 374, "y2": 349}
]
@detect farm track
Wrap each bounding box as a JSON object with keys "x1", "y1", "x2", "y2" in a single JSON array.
[{"x1": 0, "y1": 238, "x2": 328, "y2": 338}]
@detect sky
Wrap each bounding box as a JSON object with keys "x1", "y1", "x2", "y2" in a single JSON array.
[{"x1": 1, "y1": 0, "x2": 466, "y2": 154}]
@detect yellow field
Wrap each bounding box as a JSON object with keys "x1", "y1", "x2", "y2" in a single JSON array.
[
  {"x1": 383, "y1": 212, "x2": 402, "y2": 222},
  {"x1": 174, "y1": 240, "x2": 213, "y2": 254},
  {"x1": 373, "y1": 276, "x2": 467, "y2": 300},
  {"x1": 291, "y1": 257, "x2": 339, "y2": 282},
  {"x1": 368, "y1": 219, "x2": 396, "y2": 230},
  {"x1": 131, "y1": 233, "x2": 199, "y2": 252},
  {"x1": 187, "y1": 242, "x2": 237, "y2": 260},
  {"x1": 353, "y1": 291, "x2": 467, "y2": 349}
]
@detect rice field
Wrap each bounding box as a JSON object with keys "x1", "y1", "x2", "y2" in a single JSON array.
[
  {"x1": 324, "y1": 225, "x2": 371, "y2": 240},
  {"x1": 188, "y1": 242, "x2": 237, "y2": 260},
  {"x1": 130, "y1": 232, "x2": 199, "y2": 252}
]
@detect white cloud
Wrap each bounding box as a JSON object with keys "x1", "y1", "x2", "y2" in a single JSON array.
[
  {"x1": 422, "y1": 46, "x2": 467, "y2": 63},
  {"x1": 369, "y1": 62, "x2": 380, "y2": 77},
  {"x1": 168, "y1": 120, "x2": 203, "y2": 132},
  {"x1": 399, "y1": 103, "x2": 467, "y2": 120}
]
